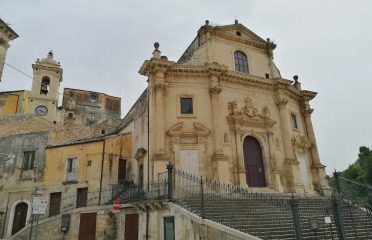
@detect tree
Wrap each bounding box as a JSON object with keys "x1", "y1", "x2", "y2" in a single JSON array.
[
  {"x1": 343, "y1": 146, "x2": 372, "y2": 185},
  {"x1": 356, "y1": 146, "x2": 372, "y2": 185}
]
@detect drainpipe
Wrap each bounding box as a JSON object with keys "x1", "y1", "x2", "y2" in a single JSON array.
[
  {"x1": 146, "y1": 205, "x2": 149, "y2": 240},
  {"x1": 98, "y1": 139, "x2": 106, "y2": 205}
]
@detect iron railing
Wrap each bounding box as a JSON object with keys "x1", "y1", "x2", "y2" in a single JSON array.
[
  {"x1": 115, "y1": 165, "x2": 372, "y2": 240},
  {"x1": 332, "y1": 171, "x2": 372, "y2": 209}
]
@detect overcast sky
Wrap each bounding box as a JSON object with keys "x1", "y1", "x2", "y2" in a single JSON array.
[{"x1": 1, "y1": 0, "x2": 371, "y2": 174}]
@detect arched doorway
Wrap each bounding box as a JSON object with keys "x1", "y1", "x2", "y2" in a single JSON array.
[
  {"x1": 11, "y1": 202, "x2": 28, "y2": 235},
  {"x1": 243, "y1": 136, "x2": 266, "y2": 187}
]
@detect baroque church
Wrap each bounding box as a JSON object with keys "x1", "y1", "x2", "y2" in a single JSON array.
[{"x1": 126, "y1": 19, "x2": 330, "y2": 196}]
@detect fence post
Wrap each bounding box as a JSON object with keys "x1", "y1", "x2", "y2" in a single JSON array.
[
  {"x1": 200, "y1": 176, "x2": 205, "y2": 219},
  {"x1": 289, "y1": 195, "x2": 302, "y2": 240},
  {"x1": 334, "y1": 171, "x2": 342, "y2": 194},
  {"x1": 365, "y1": 183, "x2": 372, "y2": 208},
  {"x1": 167, "y1": 163, "x2": 174, "y2": 201},
  {"x1": 332, "y1": 195, "x2": 346, "y2": 240}
]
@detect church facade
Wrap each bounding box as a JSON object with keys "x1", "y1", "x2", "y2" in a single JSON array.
[{"x1": 132, "y1": 20, "x2": 330, "y2": 196}]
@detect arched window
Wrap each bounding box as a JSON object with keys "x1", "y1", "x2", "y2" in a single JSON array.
[
  {"x1": 40, "y1": 76, "x2": 50, "y2": 95},
  {"x1": 234, "y1": 51, "x2": 249, "y2": 73}
]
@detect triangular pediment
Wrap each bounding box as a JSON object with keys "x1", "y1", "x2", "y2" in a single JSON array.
[{"x1": 213, "y1": 23, "x2": 267, "y2": 45}]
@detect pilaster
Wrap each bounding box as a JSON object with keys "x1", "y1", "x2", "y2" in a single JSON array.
[
  {"x1": 276, "y1": 96, "x2": 304, "y2": 194},
  {"x1": 302, "y1": 101, "x2": 331, "y2": 195}
]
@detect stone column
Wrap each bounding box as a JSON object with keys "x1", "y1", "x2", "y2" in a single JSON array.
[
  {"x1": 303, "y1": 102, "x2": 332, "y2": 196},
  {"x1": 276, "y1": 97, "x2": 304, "y2": 194}
]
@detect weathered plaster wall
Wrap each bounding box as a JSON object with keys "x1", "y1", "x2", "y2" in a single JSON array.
[{"x1": 0, "y1": 131, "x2": 48, "y2": 183}]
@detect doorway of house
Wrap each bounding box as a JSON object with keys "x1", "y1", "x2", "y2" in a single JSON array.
[
  {"x1": 118, "y1": 159, "x2": 127, "y2": 182},
  {"x1": 11, "y1": 202, "x2": 28, "y2": 235},
  {"x1": 79, "y1": 212, "x2": 97, "y2": 240},
  {"x1": 125, "y1": 213, "x2": 139, "y2": 240}
]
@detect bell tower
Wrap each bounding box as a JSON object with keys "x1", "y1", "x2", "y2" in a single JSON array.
[{"x1": 28, "y1": 51, "x2": 63, "y2": 122}]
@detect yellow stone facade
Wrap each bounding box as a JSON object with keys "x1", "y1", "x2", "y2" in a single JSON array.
[{"x1": 134, "y1": 21, "x2": 331, "y2": 196}]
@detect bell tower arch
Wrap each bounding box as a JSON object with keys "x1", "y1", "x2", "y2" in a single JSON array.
[{"x1": 28, "y1": 51, "x2": 63, "y2": 122}]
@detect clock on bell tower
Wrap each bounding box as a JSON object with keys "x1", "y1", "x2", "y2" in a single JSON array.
[{"x1": 27, "y1": 51, "x2": 63, "y2": 122}]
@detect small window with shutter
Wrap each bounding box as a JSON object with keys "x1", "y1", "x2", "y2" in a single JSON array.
[
  {"x1": 23, "y1": 151, "x2": 35, "y2": 170},
  {"x1": 65, "y1": 157, "x2": 78, "y2": 182}
]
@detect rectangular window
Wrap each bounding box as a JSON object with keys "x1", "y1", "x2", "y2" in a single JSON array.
[
  {"x1": 90, "y1": 93, "x2": 97, "y2": 103},
  {"x1": 49, "y1": 192, "x2": 62, "y2": 217},
  {"x1": 66, "y1": 157, "x2": 77, "y2": 182},
  {"x1": 164, "y1": 217, "x2": 175, "y2": 240},
  {"x1": 23, "y1": 151, "x2": 35, "y2": 170},
  {"x1": 89, "y1": 113, "x2": 95, "y2": 122},
  {"x1": 290, "y1": 113, "x2": 298, "y2": 129},
  {"x1": 67, "y1": 158, "x2": 74, "y2": 173},
  {"x1": 180, "y1": 98, "x2": 193, "y2": 114},
  {"x1": 76, "y1": 188, "x2": 88, "y2": 208}
]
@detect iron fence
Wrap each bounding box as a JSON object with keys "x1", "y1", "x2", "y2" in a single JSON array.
[
  {"x1": 331, "y1": 171, "x2": 372, "y2": 209},
  {"x1": 114, "y1": 165, "x2": 372, "y2": 239}
]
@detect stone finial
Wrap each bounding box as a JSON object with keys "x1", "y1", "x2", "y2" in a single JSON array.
[
  {"x1": 154, "y1": 42, "x2": 159, "y2": 50},
  {"x1": 48, "y1": 50, "x2": 53, "y2": 58},
  {"x1": 234, "y1": 19, "x2": 238, "y2": 24},
  {"x1": 293, "y1": 75, "x2": 301, "y2": 90},
  {"x1": 293, "y1": 75, "x2": 298, "y2": 82},
  {"x1": 205, "y1": 20, "x2": 209, "y2": 26},
  {"x1": 152, "y1": 42, "x2": 161, "y2": 59}
]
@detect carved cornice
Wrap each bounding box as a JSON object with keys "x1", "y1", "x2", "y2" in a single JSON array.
[
  {"x1": 212, "y1": 31, "x2": 267, "y2": 50},
  {"x1": 227, "y1": 98, "x2": 276, "y2": 130},
  {"x1": 138, "y1": 59, "x2": 174, "y2": 76}
]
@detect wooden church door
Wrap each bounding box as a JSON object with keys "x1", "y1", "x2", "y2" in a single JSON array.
[{"x1": 243, "y1": 136, "x2": 266, "y2": 187}]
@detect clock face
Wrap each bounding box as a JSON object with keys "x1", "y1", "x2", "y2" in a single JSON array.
[{"x1": 35, "y1": 105, "x2": 48, "y2": 116}]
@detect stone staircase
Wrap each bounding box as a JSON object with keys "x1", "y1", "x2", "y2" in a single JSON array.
[{"x1": 174, "y1": 194, "x2": 372, "y2": 240}]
